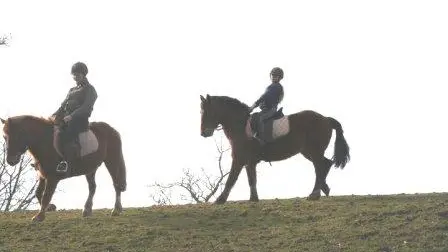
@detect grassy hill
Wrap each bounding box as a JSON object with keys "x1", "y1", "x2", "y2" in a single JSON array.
[{"x1": 0, "y1": 193, "x2": 447, "y2": 252}]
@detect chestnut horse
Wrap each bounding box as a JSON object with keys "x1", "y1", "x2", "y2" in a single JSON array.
[
  {"x1": 1, "y1": 115, "x2": 127, "y2": 221},
  {"x1": 200, "y1": 95, "x2": 350, "y2": 204}
]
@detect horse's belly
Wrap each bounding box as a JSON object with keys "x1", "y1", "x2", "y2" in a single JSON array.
[
  {"x1": 263, "y1": 152, "x2": 297, "y2": 162},
  {"x1": 260, "y1": 140, "x2": 301, "y2": 162}
]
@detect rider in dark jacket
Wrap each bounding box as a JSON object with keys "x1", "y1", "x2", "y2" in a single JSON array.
[
  {"x1": 249, "y1": 67, "x2": 284, "y2": 141},
  {"x1": 51, "y1": 62, "x2": 97, "y2": 173}
]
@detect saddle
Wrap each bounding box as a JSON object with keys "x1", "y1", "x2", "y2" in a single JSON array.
[
  {"x1": 249, "y1": 107, "x2": 284, "y2": 137},
  {"x1": 53, "y1": 122, "x2": 99, "y2": 160}
]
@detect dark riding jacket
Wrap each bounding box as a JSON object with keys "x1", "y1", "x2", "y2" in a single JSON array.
[
  {"x1": 253, "y1": 83, "x2": 284, "y2": 111},
  {"x1": 53, "y1": 82, "x2": 98, "y2": 120}
]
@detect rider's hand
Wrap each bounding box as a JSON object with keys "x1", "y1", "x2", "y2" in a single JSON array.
[
  {"x1": 63, "y1": 115, "x2": 72, "y2": 123},
  {"x1": 249, "y1": 105, "x2": 255, "y2": 113}
]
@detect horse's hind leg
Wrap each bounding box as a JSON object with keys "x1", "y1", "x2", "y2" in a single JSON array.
[
  {"x1": 82, "y1": 171, "x2": 96, "y2": 217},
  {"x1": 104, "y1": 159, "x2": 125, "y2": 216},
  {"x1": 302, "y1": 121, "x2": 333, "y2": 200},
  {"x1": 103, "y1": 131, "x2": 127, "y2": 216},
  {"x1": 307, "y1": 157, "x2": 332, "y2": 200},
  {"x1": 320, "y1": 158, "x2": 333, "y2": 197},
  {"x1": 308, "y1": 161, "x2": 323, "y2": 200},
  {"x1": 111, "y1": 187, "x2": 123, "y2": 216}
]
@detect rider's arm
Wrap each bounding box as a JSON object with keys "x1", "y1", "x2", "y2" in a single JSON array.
[
  {"x1": 52, "y1": 91, "x2": 71, "y2": 118},
  {"x1": 69, "y1": 85, "x2": 98, "y2": 119},
  {"x1": 250, "y1": 88, "x2": 268, "y2": 111}
]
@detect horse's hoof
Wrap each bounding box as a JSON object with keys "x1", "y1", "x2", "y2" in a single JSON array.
[
  {"x1": 322, "y1": 187, "x2": 331, "y2": 197},
  {"x1": 32, "y1": 214, "x2": 45, "y2": 222},
  {"x1": 46, "y1": 204, "x2": 57, "y2": 212},
  {"x1": 82, "y1": 209, "x2": 92, "y2": 217},
  {"x1": 214, "y1": 198, "x2": 226, "y2": 205},
  {"x1": 307, "y1": 194, "x2": 321, "y2": 201},
  {"x1": 111, "y1": 208, "x2": 121, "y2": 216},
  {"x1": 249, "y1": 197, "x2": 259, "y2": 202}
]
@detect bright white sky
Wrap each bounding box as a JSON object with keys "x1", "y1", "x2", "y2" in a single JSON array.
[{"x1": 1, "y1": 1, "x2": 447, "y2": 210}]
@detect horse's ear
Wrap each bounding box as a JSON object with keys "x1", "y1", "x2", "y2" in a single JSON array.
[
  {"x1": 200, "y1": 95, "x2": 206, "y2": 103},
  {"x1": 206, "y1": 94, "x2": 210, "y2": 100},
  {"x1": 0, "y1": 118, "x2": 5, "y2": 124}
]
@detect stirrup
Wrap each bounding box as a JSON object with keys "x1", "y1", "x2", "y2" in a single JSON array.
[
  {"x1": 56, "y1": 161, "x2": 68, "y2": 173},
  {"x1": 256, "y1": 137, "x2": 265, "y2": 145},
  {"x1": 252, "y1": 133, "x2": 265, "y2": 145}
]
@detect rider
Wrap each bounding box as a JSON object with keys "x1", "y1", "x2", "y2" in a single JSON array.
[
  {"x1": 249, "y1": 67, "x2": 284, "y2": 141},
  {"x1": 51, "y1": 62, "x2": 98, "y2": 173}
]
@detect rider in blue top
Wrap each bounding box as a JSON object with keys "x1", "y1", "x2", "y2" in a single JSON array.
[{"x1": 249, "y1": 67, "x2": 284, "y2": 142}]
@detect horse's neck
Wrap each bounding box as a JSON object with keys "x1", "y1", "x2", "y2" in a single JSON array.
[
  {"x1": 27, "y1": 124, "x2": 56, "y2": 165},
  {"x1": 221, "y1": 114, "x2": 248, "y2": 144}
]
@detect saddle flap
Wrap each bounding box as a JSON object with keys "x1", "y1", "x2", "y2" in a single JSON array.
[
  {"x1": 78, "y1": 130, "x2": 99, "y2": 157},
  {"x1": 249, "y1": 113, "x2": 260, "y2": 133}
]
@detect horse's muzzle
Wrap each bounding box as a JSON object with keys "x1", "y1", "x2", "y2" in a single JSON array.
[
  {"x1": 7, "y1": 154, "x2": 21, "y2": 166},
  {"x1": 201, "y1": 128, "x2": 214, "y2": 137}
]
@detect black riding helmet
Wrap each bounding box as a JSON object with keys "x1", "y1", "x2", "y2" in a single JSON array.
[
  {"x1": 71, "y1": 62, "x2": 88, "y2": 76},
  {"x1": 270, "y1": 67, "x2": 284, "y2": 79}
]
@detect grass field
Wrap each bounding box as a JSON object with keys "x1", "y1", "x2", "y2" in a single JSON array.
[{"x1": 1, "y1": 193, "x2": 447, "y2": 252}]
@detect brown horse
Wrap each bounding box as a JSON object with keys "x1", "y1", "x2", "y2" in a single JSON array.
[
  {"x1": 200, "y1": 95, "x2": 350, "y2": 204},
  {"x1": 0, "y1": 115, "x2": 127, "y2": 222}
]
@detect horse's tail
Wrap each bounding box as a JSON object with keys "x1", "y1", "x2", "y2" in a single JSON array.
[
  {"x1": 328, "y1": 117, "x2": 350, "y2": 169},
  {"x1": 103, "y1": 123, "x2": 127, "y2": 192}
]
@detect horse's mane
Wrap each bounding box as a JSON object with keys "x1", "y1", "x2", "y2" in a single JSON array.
[
  {"x1": 9, "y1": 115, "x2": 53, "y2": 127},
  {"x1": 211, "y1": 96, "x2": 250, "y2": 113}
]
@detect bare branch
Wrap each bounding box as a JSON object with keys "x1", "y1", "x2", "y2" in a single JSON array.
[
  {"x1": 148, "y1": 182, "x2": 173, "y2": 206},
  {"x1": 0, "y1": 33, "x2": 11, "y2": 46},
  {"x1": 0, "y1": 139, "x2": 38, "y2": 212},
  {"x1": 14, "y1": 173, "x2": 38, "y2": 211},
  {"x1": 149, "y1": 133, "x2": 231, "y2": 205}
]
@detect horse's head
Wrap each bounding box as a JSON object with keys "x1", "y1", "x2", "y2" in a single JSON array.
[
  {"x1": 200, "y1": 94, "x2": 219, "y2": 137},
  {"x1": 200, "y1": 94, "x2": 250, "y2": 138},
  {"x1": 0, "y1": 116, "x2": 50, "y2": 166},
  {"x1": 1, "y1": 117, "x2": 29, "y2": 165}
]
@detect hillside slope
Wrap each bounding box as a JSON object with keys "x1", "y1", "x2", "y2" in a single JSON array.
[{"x1": 1, "y1": 193, "x2": 447, "y2": 252}]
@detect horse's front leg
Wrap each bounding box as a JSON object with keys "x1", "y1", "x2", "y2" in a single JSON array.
[
  {"x1": 35, "y1": 177, "x2": 45, "y2": 205},
  {"x1": 245, "y1": 162, "x2": 259, "y2": 202},
  {"x1": 32, "y1": 178, "x2": 59, "y2": 222},
  {"x1": 215, "y1": 159, "x2": 244, "y2": 204},
  {"x1": 35, "y1": 177, "x2": 57, "y2": 212}
]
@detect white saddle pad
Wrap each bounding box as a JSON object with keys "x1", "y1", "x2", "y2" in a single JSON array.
[
  {"x1": 78, "y1": 130, "x2": 99, "y2": 157},
  {"x1": 246, "y1": 116, "x2": 290, "y2": 140}
]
